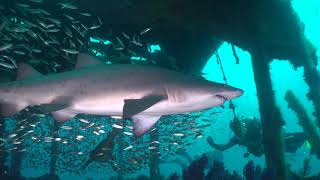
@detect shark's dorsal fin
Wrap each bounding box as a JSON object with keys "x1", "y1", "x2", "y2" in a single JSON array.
[
  {"x1": 17, "y1": 63, "x2": 43, "y2": 80},
  {"x1": 123, "y1": 95, "x2": 166, "y2": 118},
  {"x1": 132, "y1": 115, "x2": 161, "y2": 137},
  {"x1": 75, "y1": 53, "x2": 104, "y2": 69}
]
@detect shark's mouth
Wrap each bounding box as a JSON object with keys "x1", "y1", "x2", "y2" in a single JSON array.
[{"x1": 215, "y1": 94, "x2": 228, "y2": 102}]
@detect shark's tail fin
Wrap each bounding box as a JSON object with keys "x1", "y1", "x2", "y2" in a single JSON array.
[
  {"x1": 0, "y1": 101, "x2": 27, "y2": 117},
  {"x1": 0, "y1": 63, "x2": 41, "y2": 117}
]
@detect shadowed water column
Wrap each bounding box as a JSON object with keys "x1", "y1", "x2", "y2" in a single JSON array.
[
  {"x1": 149, "y1": 128, "x2": 160, "y2": 180},
  {"x1": 116, "y1": 120, "x2": 125, "y2": 180},
  {"x1": 49, "y1": 120, "x2": 59, "y2": 175},
  {"x1": 9, "y1": 115, "x2": 25, "y2": 176},
  {"x1": 251, "y1": 51, "x2": 287, "y2": 179},
  {"x1": 0, "y1": 116, "x2": 8, "y2": 176}
]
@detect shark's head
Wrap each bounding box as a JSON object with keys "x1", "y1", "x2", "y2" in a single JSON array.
[
  {"x1": 177, "y1": 79, "x2": 243, "y2": 109},
  {"x1": 210, "y1": 83, "x2": 244, "y2": 102}
]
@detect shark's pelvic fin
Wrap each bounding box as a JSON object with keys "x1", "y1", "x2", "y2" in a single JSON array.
[
  {"x1": 40, "y1": 96, "x2": 72, "y2": 113},
  {"x1": 123, "y1": 95, "x2": 166, "y2": 118},
  {"x1": 75, "y1": 53, "x2": 104, "y2": 69},
  {"x1": 132, "y1": 115, "x2": 161, "y2": 137},
  {"x1": 51, "y1": 109, "x2": 77, "y2": 122},
  {"x1": 17, "y1": 63, "x2": 43, "y2": 80}
]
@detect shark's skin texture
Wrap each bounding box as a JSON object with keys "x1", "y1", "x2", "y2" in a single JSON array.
[{"x1": 0, "y1": 54, "x2": 243, "y2": 136}]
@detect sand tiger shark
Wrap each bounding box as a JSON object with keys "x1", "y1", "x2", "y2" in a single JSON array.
[{"x1": 0, "y1": 54, "x2": 243, "y2": 136}]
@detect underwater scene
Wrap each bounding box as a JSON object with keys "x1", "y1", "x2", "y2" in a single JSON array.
[{"x1": 0, "y1": 0, "x2": 320, "y2": 180}]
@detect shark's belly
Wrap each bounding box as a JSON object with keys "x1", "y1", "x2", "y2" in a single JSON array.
[
  {"x1": 70, "y1": 97, "x2": 125, "y2": 116},
  {"x1": 68, "y1": 89, "x2": 149, "y2": 116}
]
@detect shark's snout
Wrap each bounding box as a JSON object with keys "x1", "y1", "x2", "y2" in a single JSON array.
[{"x1": 217, "y1": 88, "x2": 243, "y2": 101}]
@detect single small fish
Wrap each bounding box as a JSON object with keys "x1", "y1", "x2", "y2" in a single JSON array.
[
  {"x1": 124, "y1": 132, "x2": 133, "y2": 136},
  {"x1": 46, "y1": 28, "x2": 60, "y2": 33},
  {"x1": 28, "y1": 0, "x2": 43, "y2": 3},
  {"x1": 0, "y1": 20, "x2": 7, "y2": 32},
  {"x1": 98, "y1": 17, "x2": 102, "y2": 25},
  {"x1": 0, "y1": 62, "x2": 16, "y2": 69},
  {"x1": 46, "y1": 18, "x2": 61, "y2": 25},
  {"x1": 148, "y1": 146, "x2": 157, "y2": 150},
  {"x1": 27, "y1": 8, "x2": 42, "y2": 14},
  {"x1": 89, "y1": 25, "x2": 101, "y2": 30},
  {"x1": 113, "y1": 46, "x2": 124, "y2": 51},
  {"x1": 13, "y1": 141, "x2": 22, "y2": 145},
  {"x1": 82, "y1": 123, "x2": 95, "y2": 130},
  {"x1": 59, "y1": 3, "x2": 78, "y2": 10},
  {"x1": 126, "y1": 126, "x2": 133, "y2": 130},
  {"x1": 79, "y1": 119, "x2": 89, "y2": 123},
  {"x1": 173, "y1": 133, "x2": 185, "y2": 137},
  {"x1": 151, "y1": 141, "x2": 160, "y2": 144},
  {"x1": 131, "y1": 39, "x2": 143, "y2": 46},
  {"x1": 124, "y1": 145, "x2": 133, "y2": 151},
  {"x1": 31, "y1": 137, "x2": 37, "y2": 140},
  {"x1": 8, "y1": 133, "x2": 17, "y2": 138},
  {"x1": 140, "y1": 27, "x2": 151, "y2": 35},
  {"x1": 12, "y1": 27, "x2": 29, "y2": 33},
  {"x1": 111, "y1": 116, "x2": 122, "y2": 119},
  {"x1": 80, "y1": 23, "x2": 89, "y2": 31},
  {"x1": 80, "y1": 12, "x2": 92, "y2": 17},
  {"x1": 98, "y1": 130, "x2": 106, "y2": 134},
  {"x1": 63, "y1": 27, "x2": 73, "y2": 37},
  {"x1": 62, "y1": 48, "x2": 79, "y2": 54},
  {"x1": 93, "y1": 131, "x2": 100, "y2": 135},
  {"x1": 54, "y1": 138, "x2": 61, "y2": 141},
  {"x1": 17, "y1": 148, "x2": 27, "y2": 152},
  {"x1": 127, "y1": 49, "x2": 137, "y2": 56},
  {"x1": 76, "y1": 135, "x2": 84, "y2": 140},
  {"x1": 0, "y1": 138, "x2": 7, "y2": 143},
  {"x1": 13, "y1": 51, "x2": 26, "y2": 55},
  {"x1": 64, "y1": 14, "x2": 75, "y2": 21},
  {"x1": 31, "y1": 48, "x2": 42, "y2": 53},
  {"x1": 122, "y1": 32, "x2": 130, "y2": 39},
  {"x1": 196, "y1": 134, "x2": 203, "y2": 138},
  {"x1": 61, "y1": 125, "x2": 72, "y2": 130},
  {"x1": 0, "y1": 44, "x2": 12, "y2": 51},
  {"x1": 112, "y1": 124, "x2": 123, "y2": 129},
  {"x1": 44, "y1": 139, "x2": 52, "y2": 143},
  {"x1": 16, "y1": 3, "x2": 30, "y2": 8},
  {"x1": 39, "y1": 9, "x2": 51, "y2": 15},
  {"x1": 115, "y1": 36, "x2": 124, "y2": 47}
]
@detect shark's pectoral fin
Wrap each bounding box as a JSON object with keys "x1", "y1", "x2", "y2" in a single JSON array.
[
  {"x1": 132, "y1": 115, "x2": 161, "y2": 137},
  {"x1": 0, "y1": 102, "x2": 27, "y2": 116},
  {"x1": 123, "y1": 95, "x2": 166, "y2": 118},
  {"x1": 51, "y1": 109, "x2": 77, "y2": 122},
  {"x1": 17, "y1": 63, "x2": 43, "y2": 80},
  {"x1": 75, "y1": 53, "x2": 104, "y2": 69},
  {"x1": 40, "y1": 103, "x2": 69, "y2": 113}
]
